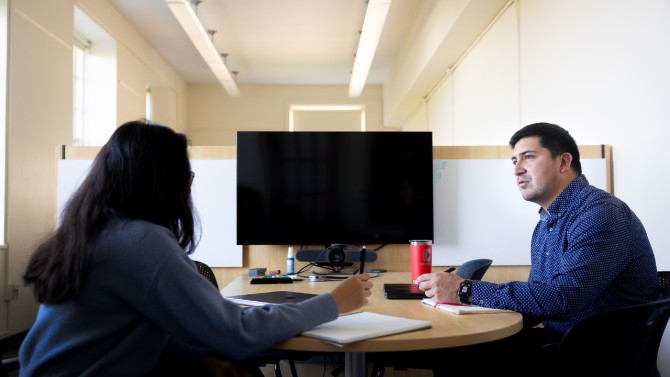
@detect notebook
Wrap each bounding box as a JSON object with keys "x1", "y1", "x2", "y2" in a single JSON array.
[
  {"x1": 302, "y1": 311, "x2": 432, "y2": 347},
  {"x1": 421, "y1": 298, "x2": 515, "y2": 315},
  {"x1": 383, "y1": 283, "x2": 428, "y2": 299},
  {"x1": 226, "y1": 291, "x2": 317, "y2": 306}
]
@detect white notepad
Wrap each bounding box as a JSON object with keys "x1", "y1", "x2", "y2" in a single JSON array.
[
  {"x1": 301, "y1": 311, "x2": 431, "y2": 347},
  {"x1": 421, "y1": 298, "x2": 514, "y2": 314}
]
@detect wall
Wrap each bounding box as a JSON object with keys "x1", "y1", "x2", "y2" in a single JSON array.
[
  {"x1": 393, "y1": 0, "x2": 670, "y2": 373},
  {"x1": 3, "y1": 0, "x2": 187, "y2": 337},
  {"x1": 186, "y1": 84, "x2": 386, "y2": 145},
  {"x1": 5, "y1": 0, "x2": 75, "y2": 336}
]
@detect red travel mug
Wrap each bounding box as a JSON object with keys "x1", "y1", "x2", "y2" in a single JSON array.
[{"x1": 410, "y1": 240, "x2": 432, "y2": 283}]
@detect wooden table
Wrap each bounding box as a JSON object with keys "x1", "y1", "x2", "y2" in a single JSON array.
[{"x1": 220, "y1": 272, "x2": 522, "y2": 376}]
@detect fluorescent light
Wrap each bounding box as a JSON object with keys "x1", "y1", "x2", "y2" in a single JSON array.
[
  {"x1": 290, "y1": 104, "x2": 365, "y2": 111},
  {"x1": 165, "y1": 0, "x2": 240, "y2": 96},
  {"x1": 348, "y1": 0, "x2": 391, "y2": 97}
]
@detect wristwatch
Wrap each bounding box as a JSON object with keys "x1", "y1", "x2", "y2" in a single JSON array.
[{"x1": 458, "y1": 279, "x2": 473, "y2": 304}]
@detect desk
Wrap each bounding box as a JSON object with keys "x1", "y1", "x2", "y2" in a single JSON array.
[{"x1": 220, "y1": 272, "x2": 522, "y2": 376}]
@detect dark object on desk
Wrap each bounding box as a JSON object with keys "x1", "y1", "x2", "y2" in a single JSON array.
[
  {"x1": 193, "y1": 261, "x2": 310, "y2": 377},
  {"x1": 227, "y1": 291, "x2": 317, "y2": 306},
  {"x1": 541, "y1": 296, "x2": 670, "y2": 377},
  {"x1": 295, "y1": 245, "x2": 378, "y2": 269},
  {"x1": 250, "y1": 276, "x2": 293, "y2": 284},
  {"x1": 383, "y1": 284, "x2": 427, "y2": 299}
]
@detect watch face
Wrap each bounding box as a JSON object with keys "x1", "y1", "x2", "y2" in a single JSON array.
[{"x1": 458, "y1": 280, "x2": 472, "y2": 304}]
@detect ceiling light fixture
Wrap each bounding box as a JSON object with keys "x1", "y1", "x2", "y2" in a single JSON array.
[
  {"x1": 348, "y1": 0, "x2": 392, "y2": 97},
  {"x1": 165, "y1": 0, "x2": 240, "y2": 96}
]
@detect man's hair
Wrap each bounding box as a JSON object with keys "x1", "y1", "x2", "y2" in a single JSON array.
[{"x1": 509, "y1": 122, "x2": 582, "y2": 175}]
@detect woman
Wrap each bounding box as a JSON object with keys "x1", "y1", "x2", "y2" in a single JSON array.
[{"x1": 19, "y1": 120, "x2": 372, "y2": 376}]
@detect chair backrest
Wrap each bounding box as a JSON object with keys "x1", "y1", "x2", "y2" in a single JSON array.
[
  {"x1": 659, "y1": 271, "x2": 670, "y2": 297},
  {"x1": 638, "y1": 271, "x2": 670, "y2": 377},
  {"x1": 552, "y1": 297, "x2": 670, "y2": 376},
  {"x1": 193, "y1": 260, "x2": 219, "y2": 288},
  {"x1": 455, "y1": 259, "x2": 493, "y2": 280}
]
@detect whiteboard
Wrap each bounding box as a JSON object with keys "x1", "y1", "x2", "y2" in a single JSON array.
[
  {"x1": 57, "y1": 149, "x2": 607, "y2": 267},
  {"x1": 431, "y1": 158, "x2": 607, "y2": 265},
  {"x1": 57, "y1": 159, "x2": 242, "y2": 267}
]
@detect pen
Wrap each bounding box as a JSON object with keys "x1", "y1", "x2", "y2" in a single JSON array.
[
  {"x1": 445, "y1": 267, "x2": 455, "y2": 273},
  {"x1": 359, "y1": 246, "x2": 367, "y2": 274}
]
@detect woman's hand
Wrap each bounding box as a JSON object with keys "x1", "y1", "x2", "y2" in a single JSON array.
[{"x1": 330, "y1": 273, "x2": 373, "y2": 314}]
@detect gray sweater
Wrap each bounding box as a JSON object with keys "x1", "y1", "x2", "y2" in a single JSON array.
[{"x1": 19, "y1": 219, "x2": 338, "y2": 376}]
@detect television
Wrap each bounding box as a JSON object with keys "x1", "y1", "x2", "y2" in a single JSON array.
[{"x1": 236, "y1": 131, "x2": 434, "y2": 248}]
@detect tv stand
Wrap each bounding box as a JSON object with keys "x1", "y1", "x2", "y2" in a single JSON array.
[{"x1": 295, "y1": 245, "x2": 378, "y2": 268}]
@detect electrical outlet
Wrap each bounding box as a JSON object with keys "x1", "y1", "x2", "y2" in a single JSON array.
[{"x1": 4, "y1": 284, "x2": 18, "y2": 301}]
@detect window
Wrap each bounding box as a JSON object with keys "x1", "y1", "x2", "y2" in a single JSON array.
[
  {"x1": 0, "y1": 0, "x2": 8, "y2": 245},
  {"x1": 72, "y1": 32, "x2": 90, "y2": 146},
  {"x1": 73, "y1": 6, "x2": 116, "y2": 146},
  {"x1": 146, "y1": 86, "x2": 153, "y2": 121}
]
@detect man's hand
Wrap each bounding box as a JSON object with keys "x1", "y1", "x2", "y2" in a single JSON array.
[{"x1": 415, "y1": 271, "x2": 464, "y2": 302}]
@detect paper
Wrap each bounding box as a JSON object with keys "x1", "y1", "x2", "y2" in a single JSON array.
[
  {"x1": 421, "y1": 298, "x2": 514, "y2": 315},
  {"x1": 302, "y1": 311, "x2": 431, "y2": 347}
]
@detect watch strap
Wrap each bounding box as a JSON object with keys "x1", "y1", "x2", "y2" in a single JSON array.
[{"x1": 458, "y1": 279, "x2": 473, "y2": 304}]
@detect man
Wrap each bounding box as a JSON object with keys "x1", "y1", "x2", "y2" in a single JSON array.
[{"x1": 416, "y1": 122, "x2": 658, "y2": 373}]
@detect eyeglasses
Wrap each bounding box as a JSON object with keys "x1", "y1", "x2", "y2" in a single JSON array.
[{"x1": 189, "y1": 171, "x2": 195, "y2": 186}]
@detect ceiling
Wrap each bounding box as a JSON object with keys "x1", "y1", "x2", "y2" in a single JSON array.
[{"x1": 108, "y1": 0, "x2": 427, "y2": 87}]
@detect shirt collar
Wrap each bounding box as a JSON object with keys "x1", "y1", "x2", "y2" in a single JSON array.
[{"x1": 540, "y1": 175, "x2": 589, "y2": 220}]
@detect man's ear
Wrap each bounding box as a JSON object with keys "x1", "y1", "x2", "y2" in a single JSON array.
[{"x1": 559, "y1": 152, "x2": 573, "y2": 173}]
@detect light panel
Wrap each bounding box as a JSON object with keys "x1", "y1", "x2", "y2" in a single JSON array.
[
  {"x1": 165, "y1": 0, "x2": 240, "y2": 96},
  {"x1": 348, "y1": 0, "x2": 391, "y2": 97}
]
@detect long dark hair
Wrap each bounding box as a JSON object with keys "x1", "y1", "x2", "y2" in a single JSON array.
[{"x1": 23, "y1": 120, "x2": 199, "y2": 304}]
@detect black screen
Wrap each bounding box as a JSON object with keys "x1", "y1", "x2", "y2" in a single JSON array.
[{"x1": 236, "y1": 131, "x2": 434, "y2": 245}]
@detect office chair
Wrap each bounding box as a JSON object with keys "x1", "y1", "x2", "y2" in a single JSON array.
[
  {"x1": 0, "y1": 330, "x2": 27, "y2": 377},
  {"x1": 639, "y1": 271, "x2": 670, "y2": 377},
  {"x1": 369, "y1": 258, "x2": 494, "y2": 377},
  {"x1": 659, "y1": 271, "x2": 670, "y2": 297},
  {"x1": 192, "y1": 260, "x2": 309, "y2": 377},
  {"x1": 541, "y1": 296, "x2": 670, "y2": 377},
  {"x1": 193, "y1": 260, "x2": 218, "y2": 288},
  {"x1": 455, "y1": 258, "x2": 493, "y2": 281}
]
